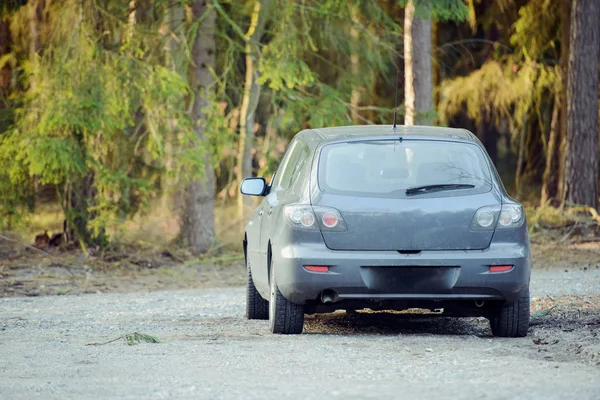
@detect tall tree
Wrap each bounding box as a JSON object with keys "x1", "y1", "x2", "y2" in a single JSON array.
[
  {"x1": 349, "y1": 5, "x2": 361, "y2": 123},
  {"x1": 0, "y1": 14, "x2": 10, "y2": 95},
  {"x1": 236, "y1": 0, "x2": 271, "y2": 219},
  {"x1": 541, "y1": 0, "x2": 571, "y2": 206},
  {"x1": 162, "y1": 0, "x2": 185, "y2": 227},
  {"x1": 404, "y1": 0, "x2": 433, "y2": 126},
  {"x1": 404, "y1": 0, "x2": 467, "y2": 126},
  {"x1": 564, "y1": 0, "x2": 600, "y2": 209},
  {"x1": 179, "y1": 0, "x2": 216, "y2": 254}
]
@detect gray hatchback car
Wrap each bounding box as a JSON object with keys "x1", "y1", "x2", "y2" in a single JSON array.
[{"x1": 241, "y1": 125, "x2": 531, "y2": 337}]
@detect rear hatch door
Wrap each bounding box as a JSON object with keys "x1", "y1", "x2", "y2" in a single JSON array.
[
  {"x1": 312, "y1": 138, "x2": 499, "y2": 251},
  {"x1": 313, "y1": 192, "x2": 499, "y2": 251}
]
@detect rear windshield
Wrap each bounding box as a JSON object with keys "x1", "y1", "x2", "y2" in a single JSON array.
[{"x1": 317, "y1": 139, "x2": 492, "y2": 197}]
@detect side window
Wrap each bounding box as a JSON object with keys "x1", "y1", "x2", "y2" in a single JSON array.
[
  {"x1": 273, "y1": 141, "x2": 310, "y2": 190},
  {"x1": 284, "y1": 142, "x2": 310, "y2": 189},
  {"x1": 271, "y1": 141, "x2": 298, "y2": 189}
]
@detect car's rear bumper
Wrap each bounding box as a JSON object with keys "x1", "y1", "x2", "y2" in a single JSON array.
[{"x1": 273, "y1": 242, "x2": 531, "y2": 305}]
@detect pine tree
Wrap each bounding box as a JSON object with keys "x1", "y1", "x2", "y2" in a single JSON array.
[
  {"x1": 236, "y1": 0, "x2": 272, "y2": 220},
  {"x1": 0, "y1": 0, "x2": 198, "y2": 246},
  {"x1": 179, "y1": 0, "x2": 216, "y2": 254},
  {"x1": 403, "y1": 0, "x2": 467, "y2": 126},
  {"x1": 564, "y1": 0, "x2": 600, "y2": 209},
  {"x1": 404, "y1": 0, "x2": 432, "y2": 125}
]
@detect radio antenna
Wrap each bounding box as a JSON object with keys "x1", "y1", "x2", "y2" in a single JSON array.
[{"x1": 392, "y1": 70, "x2": 400, "y2": 129}]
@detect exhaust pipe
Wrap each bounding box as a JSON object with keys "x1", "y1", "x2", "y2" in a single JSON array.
[
  {"x1": 320, "y1": 290, "x2": 338, "y2": 304},
  {"x1": 474, "y1": 300, "x2": 485, "y2": 308}
]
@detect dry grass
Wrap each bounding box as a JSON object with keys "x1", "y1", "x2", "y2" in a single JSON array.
[
  {"x1": 109, "y1": 201, "x2": 252, "y2": 257},
  {"x1": 13, "y1": 202, "x2": 65, "y2": 243},
  {"x1": 2, "y1": 199, "x2": 251, "y2": 267},
  {"x1": 5, "y1": 198, "x2": 600, "y2": 270},
  {"x1": 525, "y1": 202, "x2": 600, "y2": 241}
]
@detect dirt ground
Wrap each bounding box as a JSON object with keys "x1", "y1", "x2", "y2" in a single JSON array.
[
  {"x1": 1, "y1": 240, "x2": 599, "y2": 399},
  {"x1": 1, "y1": 241, "x2": 599, "y2": 298},
  {"x1": 1, "y1": 240, "x2": 599, "y2": 356},
  {"x1": 1, "y1": 280, "x2": 599, "y2": 399},
  {"x1": 0, "y1": 243, "x2": 247, "y2": 298}
]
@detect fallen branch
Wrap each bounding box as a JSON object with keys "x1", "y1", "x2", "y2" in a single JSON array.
[
  {"x1": 85, "y1": 337, "x2": 123, "y2": 346},
  {"x1": 0, "y1": 234, "x2": 74, "y2": 276},
  {"x1": 86, "y1": 332, "x2": 162, "y2": 346},
  {"x1": 571, "y1": 238, "x2": 600, "y2": 244},
  {"x1": 0, "y1": 234, "x2": 56, "y2": 258}
]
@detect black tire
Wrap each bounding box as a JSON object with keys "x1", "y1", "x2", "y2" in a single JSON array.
[
  {"x1": 489, "y1": 289, "x2": 530, "y2": 337},
  {"x1": 269, "y1": 263, "x2": 304, "y2": 334},
  {"x1": 246, "y1": 259, "x2": 269, "y2": 320}
]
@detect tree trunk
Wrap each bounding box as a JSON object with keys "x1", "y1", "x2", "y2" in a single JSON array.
[
  {"x1": 236, "y1": 0, "x2": 270, "y2": 219},
  {"x1": 66, "y1": 172, "x2": 101, "y2": 250},
  {"x1": 29, "y1": 0, "x2": 40, "y2": 57},
  {"x1": 179, "y1": 0, "x2": 216, "y2": 254},
  {"x1": 28, "y1": 0, "x2": 42, "y2": 92},
  {"x1": 515, "y1": 76, "x2": 535, "y2": 199},
  {"x1": 127, "y1": 0, "x2": 136, "y2": 43},
  {"x1": 350, "y1": 6, "x2": 360, "y2": 123},
  {"x1": 431, "y1": 20, "x2": 439, "y2": 118},
  {"x1": 403, "y1": 1, "x2": 415, "y2": 125},
  {"x1": 540, "y1": 97, "x2": 561, "y2": 206},
  {"x1": 0, "y1": 17, "x2": 10, "y2": 97},
  {"x1": 404, "y1": 0, "x2": 433, "y2": 126},
  {"x1": 557, "y1": 0, "x2": 572, "y2": 204},
  {"x1": 162, "y1": 1, "x2": 185, "y2": 218},
  {"x1": 564, "y1": 0, "x2": 600, "y2": 209},
  {"x1": 476, "y1": 111, "x2": 499, "y2": 165},
  {"x1": 542, "y1": 0, "x2": 571, "y2": 206}
]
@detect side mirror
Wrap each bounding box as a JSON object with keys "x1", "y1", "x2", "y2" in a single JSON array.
[{"x1": 240, "y1": 177, "x2": 267, "y2": 196}]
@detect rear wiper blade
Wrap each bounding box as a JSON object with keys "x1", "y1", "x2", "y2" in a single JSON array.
[{"x1": 405, "y1": 183, "x2": 475, "y2": 196}]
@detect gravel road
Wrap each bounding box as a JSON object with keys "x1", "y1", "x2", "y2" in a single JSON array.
[{"x1": 1, "y1": 267, "x2": 599, "y2": 400}]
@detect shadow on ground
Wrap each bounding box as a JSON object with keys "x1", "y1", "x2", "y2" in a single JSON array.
[{"x1": 304, "y1": 311, "x2": 492, "y2": 337}]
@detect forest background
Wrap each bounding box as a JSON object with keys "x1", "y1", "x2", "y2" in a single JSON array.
[{"x1": 1, "y1": 0, "x2": 599, "y2": 263}]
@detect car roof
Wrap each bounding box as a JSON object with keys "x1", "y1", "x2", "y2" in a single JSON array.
[{"x1": 299, "y1": 125, "x2": 478, "y2": 145}]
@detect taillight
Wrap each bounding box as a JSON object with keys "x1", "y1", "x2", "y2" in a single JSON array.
[
  {"x1": 285, "y1": 205, "x2": 318, "y2": 230},
  {"x1": 314, "y1": 206, "x2": 347, "y2": 231},
  {"x1": 476, "y1": 211, "x2": 494, "y2": 228},
  {"x1": 470, "y1": 206, "x2": 500, "y2": 231},
  {"x1": 284, "y1": 205, "x2": 347, "y2": 231},
  {"x1": 470, "y1": 204, "x2": 524, "y2": 231},
  {"x1": 497, "y1": 204, "x2": 524, "y2": 228},
  {"x1": 321, "y1": 212, "x2": 338, "y2": 228}
]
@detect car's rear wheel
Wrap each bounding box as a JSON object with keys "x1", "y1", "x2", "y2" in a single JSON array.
[
  {"x1": 269, "y1": 262, "x2": 304, "y2": 334},
  {"x1": 489, "y1": 289, "x2": 530, "y2": 337},
  {"x1": 246, "y1": 258, "x2": 269, "y2": 320}
]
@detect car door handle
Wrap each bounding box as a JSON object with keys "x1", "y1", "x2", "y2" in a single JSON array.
[
  {"x1": 258, "y1": 210, "x2": 264, "y2": 216},
  {"x1": 268, "y1": 208, "x2": 273, "y2": 216}
]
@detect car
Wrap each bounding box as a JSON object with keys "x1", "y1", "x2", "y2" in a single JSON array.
[{"x1": 240, "y1": 125, "x2": 531, "y2": 337}]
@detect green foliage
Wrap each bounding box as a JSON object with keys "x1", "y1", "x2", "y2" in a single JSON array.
[
  {"x1": 398, "y1": 0, "x2": 469, "y2": 21},
  {"x1": 438, "y1": 0, "x2": 563, "y2": 151},
  {"x1": 0, "y1": 0, "x2": 404, "y2": 239},
  {"x1": 276, "y1": 83, "x2": 350, "y2": 133},
  {"x1": 531, "y1": 307, "x2": 554, "y2": 320},
  {"x1": 257, "y1": 0, "x2": 400, "y2": 133},
  {"x1": 440, "y1": 59, "x2": 533, "y2": 126},
  {"x1": 439, "y1": 58, "x2": 558, "y2": 137},
  {"x1": 0, "y1": 1, "x2": 26, "y2": 19},
  {"x1": 124, "y1": 332, "x2": 161, "y2": 345},
  {"x1": 86, "y1": 331, "x2": 162, "y2": 346},
  {"x1": 0, "y1": 0, "x2": 201, "y2": 239},
  {"x1": 510, "y1": 0, "x2": 561, "y2": 61},
  {"x1": 429, "y1": 0, "x2": 469, "y2": 21},
  {"x1": 259, "y1": 43, "x2": 315, "y2": 90}
]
